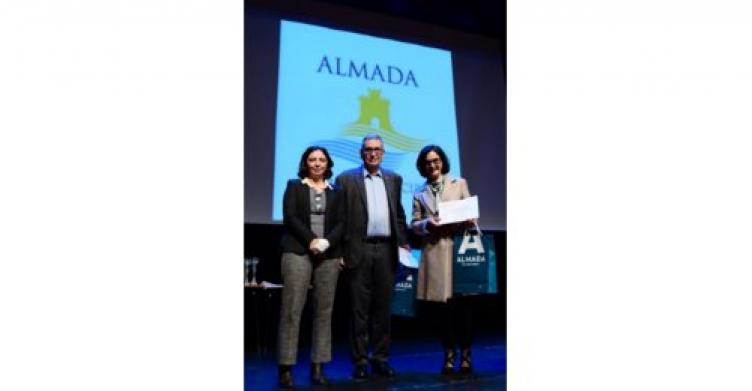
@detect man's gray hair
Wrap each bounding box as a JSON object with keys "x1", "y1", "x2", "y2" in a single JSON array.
[{"x1": 361, "y1": 133, "x2": 384, "y2": 150}]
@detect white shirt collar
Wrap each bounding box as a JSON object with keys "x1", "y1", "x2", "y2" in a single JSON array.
[
  {"x1": 301, "y1": 177, "x2": 332, "y2": 190},
  {"x1": 362, "y1": 166, "x2": 383, "y2": 178}
]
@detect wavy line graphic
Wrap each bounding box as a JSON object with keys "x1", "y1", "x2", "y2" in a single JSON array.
[
  {"x1": 312, "y1": 139, "x2": 405, "y2": 171},
  {"x1": 342, "y1": 125, "x2": 426, "y2": 152}
]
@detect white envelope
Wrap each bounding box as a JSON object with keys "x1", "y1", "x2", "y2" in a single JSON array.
[
  {"x1": 398, "y1": 247, "x2": 420, "y2": 268},
  {"x1": 437, "y1": 196, "x2": 479, "y2": 225}
]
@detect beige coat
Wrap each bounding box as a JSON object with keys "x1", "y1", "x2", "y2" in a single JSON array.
[{"x1": 411, "y1": 176, "x2": 471, "y2": 302}]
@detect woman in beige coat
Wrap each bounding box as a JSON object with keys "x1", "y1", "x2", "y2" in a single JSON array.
[{"x1": 411, "y1": 144, "x2": 476, "y2": 375}]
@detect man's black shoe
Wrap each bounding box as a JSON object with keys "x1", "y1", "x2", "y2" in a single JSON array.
[
  {"x1": 371, "y1": 361, "x2": 396, "y2": 377},
  {"x1": 352, "y1": 364, "x2": 369, "y2": 379}
]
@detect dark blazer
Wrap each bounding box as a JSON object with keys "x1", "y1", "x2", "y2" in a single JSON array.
[
  {"x1": 335, "y1": 167, "x2": 408, "y2": 269},
  {"x1": 280, "y1": 179, "x2": 343, "y2": 259}
]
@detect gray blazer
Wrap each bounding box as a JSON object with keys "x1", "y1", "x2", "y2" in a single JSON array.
[{"x1": 335, "y1": 167, "x2": 408, "y2": 269}]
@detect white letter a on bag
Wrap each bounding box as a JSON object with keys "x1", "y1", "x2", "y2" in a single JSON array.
[{"x1": 458, "y1": 234, "x2": 485, "y2": 255}]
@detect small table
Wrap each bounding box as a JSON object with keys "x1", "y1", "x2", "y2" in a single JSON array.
[{"x1": 245, "y1": 282, "x2": 283, "y2": 355}]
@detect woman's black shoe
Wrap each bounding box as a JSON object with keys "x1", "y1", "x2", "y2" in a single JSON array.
[
  {"x1": 352, "y1": 364, "x2": 369, "y2": 379},
  {"x1": 441, "y1": 349, "x2": 456, "y2": 375},
  {"x1": 370, "y1": 361, "x2": 396, "y2": 377},
  {"x1": 459, "y1": 349, "x2": 473, "y2": 375},
  {"x1": 310, "y1": 363, "x2": 329, "y2": 386},
  {"x1": 278, "y1": 365, "x2": 294, "y2": 388}
]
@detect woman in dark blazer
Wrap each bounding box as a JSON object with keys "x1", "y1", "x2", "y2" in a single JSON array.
[{"x1": 277, "y1": 146, "x2": 344, "y2": 388}]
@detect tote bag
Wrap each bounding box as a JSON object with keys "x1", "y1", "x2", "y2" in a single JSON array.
[{"x1": 452, "y1": 226, "x2": 498, "y2": 294}]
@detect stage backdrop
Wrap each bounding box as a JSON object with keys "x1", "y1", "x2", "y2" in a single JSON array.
[
  {"x1": 273, "y1": 20, "x2": 461, "y2": 221},
  {"x1": 245, "y1": 0, "x2": 506, "y2": 230}
]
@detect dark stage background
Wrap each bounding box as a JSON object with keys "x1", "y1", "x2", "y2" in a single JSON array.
[{"x1": 245, "y1": 224, "x2": 506, "y2": 354}]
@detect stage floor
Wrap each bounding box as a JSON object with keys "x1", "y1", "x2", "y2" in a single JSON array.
[{"x1": 245, "y1": 334, "x2": 506, "y2": 390}]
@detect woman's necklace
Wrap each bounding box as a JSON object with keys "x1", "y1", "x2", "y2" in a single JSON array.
[{"x1": 429, "y1": 176, "x2": 444, "y2": 196}]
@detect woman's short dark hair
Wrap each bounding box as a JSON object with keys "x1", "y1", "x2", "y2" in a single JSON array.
[
  {"x1": 298, "y1": 146, "x2": 334, "y2": 179},
  {"x1": 416, "y1": 144, "x2": 450, "y2": 178}
]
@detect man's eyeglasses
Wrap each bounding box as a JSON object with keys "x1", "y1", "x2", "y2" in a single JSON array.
[{"x1": 362, "y1": 147, "x2": 384, "y2": 154}]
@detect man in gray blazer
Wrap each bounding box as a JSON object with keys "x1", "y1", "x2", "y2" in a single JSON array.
[{"x1": 335, "y1": 134, "x2": 409, "y2": 379}]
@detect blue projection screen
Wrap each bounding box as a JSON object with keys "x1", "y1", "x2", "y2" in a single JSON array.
[{"x1": 272, "y1": 20, "x2": 461, "y2": 221}]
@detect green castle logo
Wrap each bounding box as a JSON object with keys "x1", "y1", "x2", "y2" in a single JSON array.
[{"x1": 343, "y1": 89, "x2": 426, "y2": 152}]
